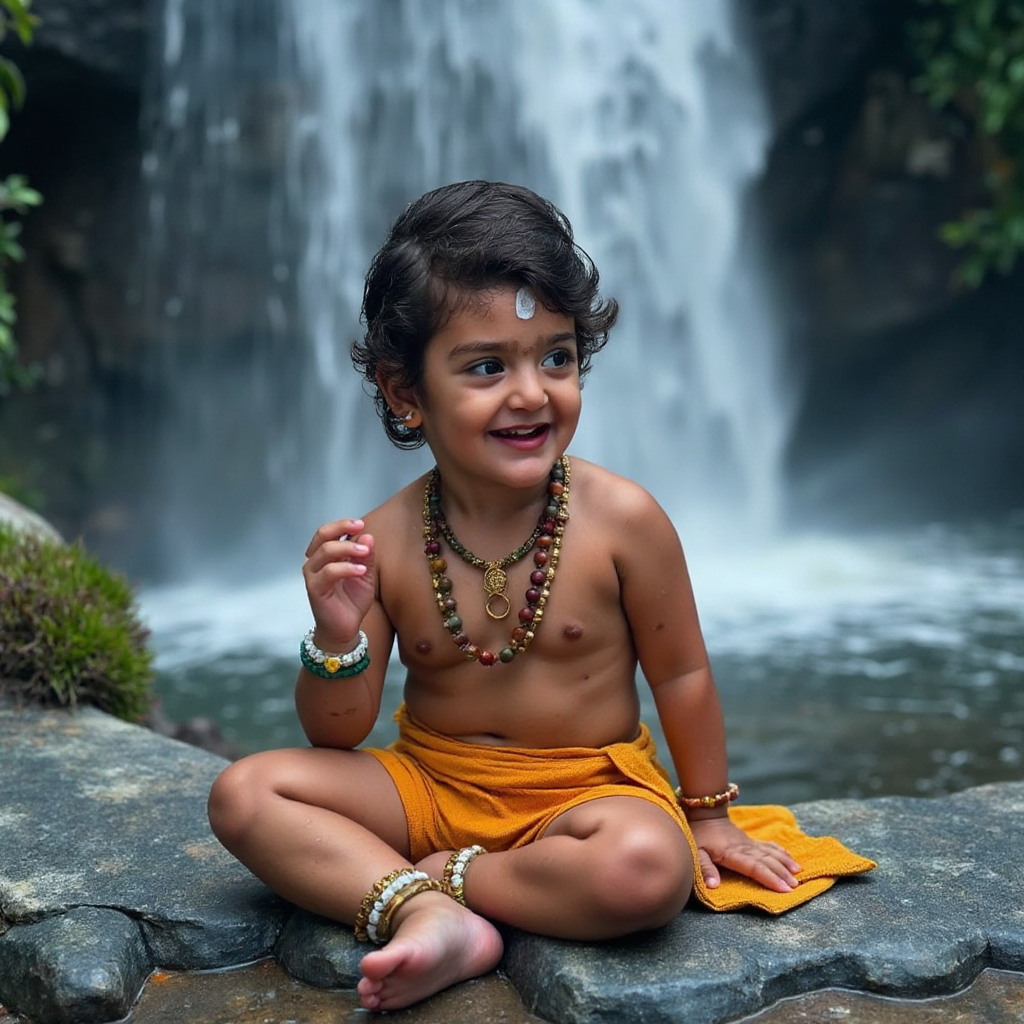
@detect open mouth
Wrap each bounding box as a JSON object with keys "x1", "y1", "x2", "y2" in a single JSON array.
[{"x1": 490, "y1": 425, "x2": 549, "y2": 440}]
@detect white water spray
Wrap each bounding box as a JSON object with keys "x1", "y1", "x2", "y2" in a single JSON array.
[{"x1": 143, "y1": 0, "x2": 789, "y2": 577}]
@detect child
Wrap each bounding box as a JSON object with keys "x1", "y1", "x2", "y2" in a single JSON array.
[{"x1": 208, "y1": 180, "x2": 868, "y2": 1012}]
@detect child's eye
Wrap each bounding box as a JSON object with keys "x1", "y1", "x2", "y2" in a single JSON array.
[
  {"x1": 542, "y1": 348, "x2": 576, "y2": 369},
  {"x1": 467, "y1": 358, "x2": 505, "y2": 377}
]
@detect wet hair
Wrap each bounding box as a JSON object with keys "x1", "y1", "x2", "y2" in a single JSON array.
[{"x1": 351, "y1": 180, "x2": 619, "y2": 449}]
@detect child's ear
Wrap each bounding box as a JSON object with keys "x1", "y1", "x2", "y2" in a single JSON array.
[{"x1": 376, "y1": 371, "x2": 421, "y2": 427}]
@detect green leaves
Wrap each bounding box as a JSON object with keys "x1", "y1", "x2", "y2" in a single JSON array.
[
  {"x1": 0, "y1": 0, "x2": 38, "y2": 394},
  {"x1": 912, "y1": 0, "x2": 1024, "y2": 287},
  {"x1": 0, "y1": 57, "x2": 25, "y2": 139},
  {"x1": 0, "y1": 0, "x2": 37, "y2": 46}
]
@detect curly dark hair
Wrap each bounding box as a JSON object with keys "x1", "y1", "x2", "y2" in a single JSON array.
[{"x1": 351, "y1": 180, "x2": 619, "y2": 449}]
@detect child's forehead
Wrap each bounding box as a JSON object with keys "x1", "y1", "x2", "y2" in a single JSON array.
[
  {"x1": 438, "y1": 283, "x2": 513, "y2": 319},
  {"x1": 428, "y1": 288, "x2": 575, "y2": 355},
  {"x1": 440, "y1": 284, "x2": 559, "y2": 322},
  {"x1": 437, "y1": 283, "x2": 556, "y2": 325}
]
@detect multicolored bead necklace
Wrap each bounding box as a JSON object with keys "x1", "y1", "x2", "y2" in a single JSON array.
[
  {"x1": 422, "y1": 456, "x2": 570, "y2": 666},
  {"x1": 434, "y1": 509, "x2": 542, "y2": 621}
]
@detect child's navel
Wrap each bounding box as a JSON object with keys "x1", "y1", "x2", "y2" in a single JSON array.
[
  {"x1": 562, "y1": 623, "x2": 583, "y2": 640},
  {"x1": 416, "y1": 638, "x2": 433, "y2": 655}
]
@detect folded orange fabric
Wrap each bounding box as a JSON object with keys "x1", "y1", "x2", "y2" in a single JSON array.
[
  {"x1": 689, "y1": 804, "x2": 877, "y2": 913},
  {"x1": 367, "y1": 705, "x2": 875, "y2": 914}
]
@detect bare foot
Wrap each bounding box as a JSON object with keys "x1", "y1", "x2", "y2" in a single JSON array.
[{"x1": 356, "y1": 891, "x2": 503, "y2": 1011}]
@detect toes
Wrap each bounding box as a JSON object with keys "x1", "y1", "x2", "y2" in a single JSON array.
[{"x1": 357, "y1": 974, "x2": 384, "y2": 995}]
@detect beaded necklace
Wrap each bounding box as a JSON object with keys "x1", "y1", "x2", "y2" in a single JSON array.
[
  {"x1": 435, "y1": 512, "x2": 542, "y2": 621},
  {"x1": 422, "y1": 456, "x2": 570, "y2": 666}
]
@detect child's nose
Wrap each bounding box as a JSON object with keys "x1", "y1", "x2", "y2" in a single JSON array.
[{"x1": 508, "y1": 368, "x2": 548, "y2": 409}]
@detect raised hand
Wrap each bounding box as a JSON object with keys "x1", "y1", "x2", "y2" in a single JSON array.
[
  {"x1": 302, "y1": 518, "x2": 377, "y2": 649},
  {"x1": 688, "y1": 816, "x2": 802, "y2": 893}
]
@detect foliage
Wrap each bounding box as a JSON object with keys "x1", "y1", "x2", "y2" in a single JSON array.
[
  {"x1": 911, "y1": 0, "x2": 1024, "y2": 287},
  {"x1": 0, "y1": 522, "x2": 154, "y2": 721},
  {"x1": 0, "y1": 0, "x2": 41, "y2": 393}
]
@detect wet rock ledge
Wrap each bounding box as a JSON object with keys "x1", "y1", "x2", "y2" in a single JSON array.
[{"x1": 0, "y1": 706, "x2": 1022, "y2": 1024}]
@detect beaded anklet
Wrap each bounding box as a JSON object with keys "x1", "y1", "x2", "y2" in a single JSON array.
[
  {"x1": 300, "y1": 628, "x2": 370, "y2": 679},
  {"x1": 442, "y1": 845, "x2": 487, "y2": 906},
  {"x1": 354, "y1": 869, "x2": 447, "y2": 944},
  {"x1": 675, "y1": 782, "x2": 740, "y2": 810}
]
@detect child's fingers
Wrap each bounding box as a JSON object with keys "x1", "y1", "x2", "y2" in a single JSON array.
[
  {"x1": 305, "y1": 518, "x2": 366, "y2": 557},
  {"x1": 754, "y1": 857, "x2": 801, "y2": 893},
  {"x1": 308, "y1": 558, "x2": 369, "y2": 593},
  {"x1": 303, "y1": 535, "x2": 373, "y2": 576},
  {"x1": 710, "y1": 843, "x2": 800, "y2": 892},
  {"x1": 757, "y1": 841, "x2": 802, "y2": 874},
  {"x1": 697, "y1": 848, "x2": 721, "y2": 889},
  {"x1": 750, "y1": 850, "x2": 800, "y2": 891}
]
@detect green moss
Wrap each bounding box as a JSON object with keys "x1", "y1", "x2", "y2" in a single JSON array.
[{"x1": 0, "y1": 522, "x2": 153, "y2": 721}]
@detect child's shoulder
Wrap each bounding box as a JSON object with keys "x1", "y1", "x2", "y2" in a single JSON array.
[
  {"x1": 571, "y1": 457, "x2": 671, "y2": 528},
  {"x1": 361, "y1": 473, "x2": 428, "y2": 534}
]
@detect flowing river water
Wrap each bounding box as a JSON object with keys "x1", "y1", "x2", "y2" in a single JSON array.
[{"x1": 140, "y1": 514, "x2": 1024, "y2": 806}]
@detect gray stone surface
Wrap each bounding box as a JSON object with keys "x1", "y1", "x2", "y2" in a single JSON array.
[
  {"x1": 0, "y1": 907, "x2": 149, "y2": 1024},
  {"x1": 502, "y1": 789, "x2": 1024, "y2": 1024},
  {"x1": 1, "y1": 705, "x2": 1022, "y2": 1024},
  {"x1": 0, "y1": 707, "x2": 290, "y2": 1022},
  {"x1": 275, "y1": 909, "x2": 363, "y2": 990},
  {"x1": 0, "y1": 494, "x2": 62, "y2": 544}
]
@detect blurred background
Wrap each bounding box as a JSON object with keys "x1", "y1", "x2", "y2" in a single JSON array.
[{"x1": 0, "y1": 0, "x2": 1021, "y2": 803}]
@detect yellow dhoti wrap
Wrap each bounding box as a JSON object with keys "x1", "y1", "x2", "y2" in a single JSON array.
[{"x1": 366, "y1": 705, "x2": 875, "y2": 914}]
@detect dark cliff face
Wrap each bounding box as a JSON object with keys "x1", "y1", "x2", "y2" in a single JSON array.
[
  {"x1": 741, "y1": 0, "x2": 1024, "y2": 524},
  {"x1": 1, "y1": 0, "x2": 1020, "y2": 558},
  {"x1": 0, "y1": 0, "x2": 152, "y2": 560},
  {"x1": 12, "y1": 0, "x2": 147, "y2": 89}
]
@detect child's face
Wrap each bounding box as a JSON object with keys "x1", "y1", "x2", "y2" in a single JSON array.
[{"x1": 414, "y1": 285, "x2": 581, "y2": 488}]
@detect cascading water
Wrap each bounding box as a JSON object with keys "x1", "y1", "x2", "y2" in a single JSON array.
[
  {"x1": 142, "y1": 0, "x2": 313, "y2": 576},
  {"x1": 139, "y1": 2, "x2": 1024, "y2": 802},
  {"x1": 142, "y1": 0, "x2": 787, "y2": 580}
]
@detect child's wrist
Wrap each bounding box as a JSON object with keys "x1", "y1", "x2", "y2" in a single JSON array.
[
  {"x1": 675, "y1": 781, "x2": 739, "y2": 815},
  {"x1": 684, "y1": 806, "x2": 731, "y2": 823},
  {"x1": 301, "y1": 628, "x2": 371, "y2": 679},
  {"x1": 311, "y1": 628, "x2": 362, "y2": 654}
]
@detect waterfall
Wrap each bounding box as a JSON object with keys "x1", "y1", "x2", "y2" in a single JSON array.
[{"x1": 142, "y1": 0, "x2": 787, "y2": 580}]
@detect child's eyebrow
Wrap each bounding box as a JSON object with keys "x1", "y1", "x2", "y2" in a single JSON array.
[{"x1": 448, "y1": 333, "x2": 577, "y2": 360}]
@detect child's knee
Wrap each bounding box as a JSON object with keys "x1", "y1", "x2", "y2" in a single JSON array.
[
  {"x1": 594, "y1": 826, "x2": 693, "y2": 928},
  {"x1": 207, "y1": 756, "x2": 264, "y2": 846}
]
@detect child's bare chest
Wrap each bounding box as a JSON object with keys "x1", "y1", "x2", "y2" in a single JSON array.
[{"x1": 380, "y1": 526, "x2": 626, "y2": 673}]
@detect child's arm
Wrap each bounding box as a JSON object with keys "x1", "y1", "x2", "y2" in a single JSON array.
[
  {"x1": 616, "y1": 490, "x2": 801, "y2": 893},
  {"x1": 295, "y1": 517, "x2": 395, "y2": 749},
  {"x1": 648, "y1": 664, "x2": 799, "y2": 892}
]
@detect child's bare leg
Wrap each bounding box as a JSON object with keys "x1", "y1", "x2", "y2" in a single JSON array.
[
  {"x1": 454, "y1": 796, "x2": 694, "y2": 940},
  {"x1": 208, "y1": 749, "x2": 502, "y2": 1010},
  {"x1": 209, "y1": 747, "x2": 410, "y2": 916}
]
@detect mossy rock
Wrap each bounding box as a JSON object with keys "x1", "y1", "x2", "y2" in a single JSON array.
[{"x1": 0, "y1": 522, "x2": 153, "y2": 721}]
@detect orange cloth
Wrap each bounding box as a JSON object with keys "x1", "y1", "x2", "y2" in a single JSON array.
[
  {"x1": 696, "y1": 804, "x2": 876, "y2": 912},
  {"x1": 366, "y1": 705, "x2": 875, "y2": 914}
]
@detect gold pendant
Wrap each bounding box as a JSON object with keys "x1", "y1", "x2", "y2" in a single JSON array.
[{"x1": 483, "y1": 563, "x2": 511, "y2": 620}]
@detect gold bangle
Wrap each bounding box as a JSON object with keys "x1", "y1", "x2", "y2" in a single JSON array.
[
  {"x1": 354, "y1": 869, "x2": 430, "y2": 943},
  {"x1": 442, "y1": 845, "x2": 487, "y2": 906},
  {"x1": 675, "y1": 781, "x2": 739, "y2": 810},
  {"x1": 375, "y1": 878, "x2": 447, "y2": 943}
]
